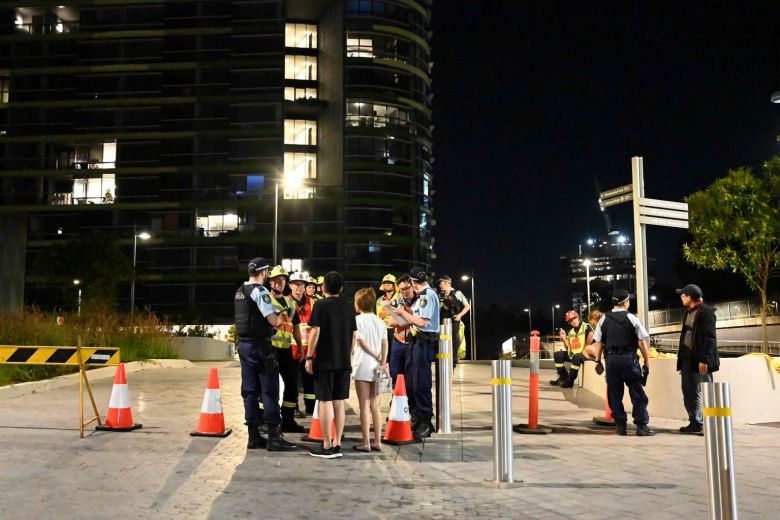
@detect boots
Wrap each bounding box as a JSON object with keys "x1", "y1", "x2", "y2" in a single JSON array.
[
  {"x1": 615, "y1": 421, "x2": 627, "y2": 436},
  {"x1": 267, "y1": 424, "x2": 298, "y2": 452},
  {"x1": 549, "y1": 369, "x2": 568, "y2": 386},
  {"x1": 560, "y1": 370, "x2": 579, "y2": 388},
  {"x1": 636, "y1": 424, "x2": 655, "y2": 437},
  {"x1": 281, "y1": 408, "x2": 306, "y2": 433},
  {"x1": 247, "y1": 426, "x2": 267, "y2": 450}
]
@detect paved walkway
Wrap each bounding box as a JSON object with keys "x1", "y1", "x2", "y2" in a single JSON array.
[{"x1": 0, "y1": 363, "x2": 777, "y2": 519}]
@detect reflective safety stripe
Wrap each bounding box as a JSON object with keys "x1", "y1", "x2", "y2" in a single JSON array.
[
  {"x1": 554, "y1": 363, "x2": 564, "y2": 368},
  {"x1": 492, "y1": 378, "x2": 512, "y2": 385},
  {"x1": 435, "y1": 353, "x2": 451, "y2": 359},
  {"x1": 388, "y1": 395, "x2": 410, "y2": 421},
  {"x1": 200, "y1": 389, "x2": 223, "y2": 414},
  {"x1": 439, "y1": 335, "x2": 452, "y2": 340},
  {"x1": 303, "y1": 393, "x2": 316, "y2": 400},
  {"x1": 282, "y1": 401, "x2": 297, "y2": 408},
  {"x1": 108, "y1": 384, "x2": 131, "y2": 409},
  {"x1": 703, "y1": 407, "x2": 732, "y2": 417},
  {"x1": 571, "y1": 364, "x2": 581, "y2": 369},
  {"x1": 259, "y1": 402, "x2": 265, "y2": 409}
]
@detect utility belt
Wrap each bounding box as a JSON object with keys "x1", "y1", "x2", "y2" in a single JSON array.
[
  {"x1": 413, "y1": 331, "x2": 439, "y2": 344},
  {"x1": 606, "y1": 346, "x2": 636, "y2": 356},
  {"x1": 239, "y1": 339, "x2": 279, "y2": 374}
]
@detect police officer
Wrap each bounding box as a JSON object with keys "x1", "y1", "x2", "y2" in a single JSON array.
[
  {"x1": 591, "y1": 289, "x2": 653, "y2": 437},
  {"x1": 234, "y1": 257, "x2": 296, "y2": 451},
  {"x1": 550, "y1": 310, "x2": 593, "y2": 388},
  {"x1": 394, "y1": 267, "x2": 440, "y2": 439},
  {"x1": 289, "y1": 271, "x2": 316, "y2": 416},
  {"x1": 267, "y1": 265, "x2": 306, "y2": 433},
  {"x1": 437, "y1": 275, "x2": 470, "y2": 363}
]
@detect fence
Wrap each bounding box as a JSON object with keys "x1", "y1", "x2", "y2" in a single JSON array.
[
  {"x1": 649, "y1": 299, "x2": 779, "y2": 328},
  {"x1": 653, "y1": 337, "x2": 780, "y2": 356}
]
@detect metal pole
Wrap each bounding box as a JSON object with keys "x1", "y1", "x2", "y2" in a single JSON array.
[
  {"x1": 131, "y1": 224, "x2": 137, "y2": 318},
  {"x1": 77, "y1": 289, "x2": 82, "y2": 316},
  {"x1": 632, "y1": 156, "x2": 649, "y2": 327},
  {"x1": 470, "y1": 275, "x2": 477, "y2": 360},
  {"x1": 585, "y1": 263, "x2": 591, "y2": 317},
  {"x1": 436, "y1": 318, "x2": 453, "y2": 434},
  {"x1": 528, "y1": 331, "x2": 540, "y2": 429},
  {"x1": 491, "y1": 359, "x2": 513, "y2": 483},
  {"x1": 273, "y1": 182, "x2": 279, "y2": 266},
  {"x1": 702, "y1": 382, "x2": 738, "y2": 520}
]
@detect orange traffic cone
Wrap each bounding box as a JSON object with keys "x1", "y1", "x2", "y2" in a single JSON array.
[
  {"x1": 191, "y1": 368, "x2": 232, "y2": 437},
  {"x1": 593, "y1": 390, "x2": 615, "y2": 426},
  {"x1": 301, "y1": 400, "x2": 335, "y2": 442},
  {"x1": 384, "y1": 374, "x2": 417, "y2": 445},
  {"x1": 96, "y1": 363, "x2": 142, "y2": 432}
]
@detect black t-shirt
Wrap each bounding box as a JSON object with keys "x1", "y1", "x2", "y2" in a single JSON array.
[{"x1": 308, "y1": 296, "x2": 356, "y2": 371}]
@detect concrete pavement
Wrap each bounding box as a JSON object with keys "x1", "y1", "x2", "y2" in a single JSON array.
[{"x1": 0, "y1": 363, "x2": 778, "y2": 519}]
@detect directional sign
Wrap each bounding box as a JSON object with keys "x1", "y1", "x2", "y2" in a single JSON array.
[
  {"x1": 601, "y1": 192, "x2": 633, "y2": 208},
  {"x1": 639, "y1": 206, "x2": 688, "y2": 220},
  {"x1": 639, "y1": 215, "x2": 689, "y2": 229},
  {"x1": 600, "y1": 184, "x2": 632, "y2": 200},
  {"x1": 639, "y1": 197, "x2": 688, "y2": 211}
]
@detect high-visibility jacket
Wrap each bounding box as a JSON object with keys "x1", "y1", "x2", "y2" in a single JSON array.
[
  {"x1": 271, "y1": 294, "x2": 296, "y2": 349},
  {"x1": 376, "y1": 292, "x2": 398, "y2": 329},
  {"x1": 293, "y1": 296, "x2": 313, "y2": 360},
  {"x1": 567, "y1": 322, "x2": 591, "y2": 355}
]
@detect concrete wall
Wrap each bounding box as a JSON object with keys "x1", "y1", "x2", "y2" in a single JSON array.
[
  {"x1": 576, "y1": 356, "x2": 780, "y2": 425},
  {"x1": 170, "y1": 337, "x2": 234, "y2": 361},
  {"x1": 0, "y1": 216, "x2": 27, "y2": 313}
]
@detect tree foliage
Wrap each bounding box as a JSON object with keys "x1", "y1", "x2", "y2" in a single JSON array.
[{"x1": 683, "y1": 157, "x2": 779, "y2": 352}]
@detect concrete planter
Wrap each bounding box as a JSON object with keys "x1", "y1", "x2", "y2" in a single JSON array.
[{"x1": 170, "y1": 337, "x2": 234, "y2": 361}]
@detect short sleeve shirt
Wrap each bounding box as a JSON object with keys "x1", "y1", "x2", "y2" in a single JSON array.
[
  {"x1": 453, "y1": 290, "x2": 469, "y2": 307},
  {"x1": 246, "y1": 282, "x2": 276, "y2": 318},
  {"x1": 593, "y1": 308, "x2": 650, "y2": 342},
  {"x1": 308, "y1": 296, "x2": 357, "y2": 370},
  {"x1": 412, "y1": 286, "x2": 440, "y2": 333}
]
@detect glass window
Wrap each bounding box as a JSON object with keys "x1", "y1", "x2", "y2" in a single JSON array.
[
  {"x1": 283, "y1": 152, "x2": 317, "y2": 199},
  {"x1": 72, "y1": 174, "x2": 115, "y2": 204},
  {"x1": 284, "y1": 55, "x2": 317, "y2": 81},
  {"x1": 73, "y1": 141, "x2": 116, "y2": 169},
  {"x1": 285, "y1": 23, "x2": 317, "y2": 49},
  {"x1": 0, "y1": 75, "x2": 9, "y2": 104},
  {"x1": 281, "y1": 258, "x2": 303, "y2": 272},
  {"x1": 284, "y1": 87, "x2": 317, "y2": 101},
  {"x1": 284, "y1": 119, "x2": 317, "y2": 145},
  {"x1": 196, "y1": 214, "x2": 240, "y2": 237},
  {"x1": 347, "y1": 37, "x2": 374, "y2": 58},
  {"x1": 247, "y1": 175, "x2": 265, "y2": 193}
]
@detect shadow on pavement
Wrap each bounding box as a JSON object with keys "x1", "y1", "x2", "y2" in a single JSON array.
[{"x1": 151, "y1": 437, "x2": 220, "y2": 511}]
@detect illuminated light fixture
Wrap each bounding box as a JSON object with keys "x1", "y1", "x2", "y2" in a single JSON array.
[
  {"x1": 586, "y1": 238, "x2": 595, "y2": 246},
  {"x1": 617, "y1": 235, "x2": 627, "y2": 244},
  {"x1": 137, "y1": 232, "x2": 151, "y2": 240},
  {"x1": 772, "y1": 91, "x2": 780, "y2": 104}
]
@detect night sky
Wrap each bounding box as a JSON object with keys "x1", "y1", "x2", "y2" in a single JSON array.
[{"x1": 431, "y1": 1, "x2": 779, "y2": 308}]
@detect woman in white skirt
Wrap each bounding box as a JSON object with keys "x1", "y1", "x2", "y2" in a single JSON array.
[{"x1": 351, "y1": 288, "x2": 389, "y2": 452}]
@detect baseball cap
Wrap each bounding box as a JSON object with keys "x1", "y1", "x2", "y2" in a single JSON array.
[
  {"x1": 409, "y1": 266, "x2": 428, "y2": 283},
  {"x1": 611, "y1": 289, "x2": 634, "y2": 305},
  {"x1": 437, "y1": 275, "x2": 452, "y2": 283},
  {"x1": 248, "y1": 257, "x2": 269, "y2": 273},
  {"x1": 676, "y1": 284, "x2": 703, "y2": 300}
]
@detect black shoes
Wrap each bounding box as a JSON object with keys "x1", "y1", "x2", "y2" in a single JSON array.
[
  {"x1": 550, "y1": 372, "x2": 568, "y2": 386},
  {"x1": 636, "y1": 424, "x2": 655, "y2": 437},
  {"x1": 282, "y1": 420, "x2": 306, "y2": 434},
  {"x1": 309, "y1": 444, "x2": 342, "y2": 459},
  {"x1": 560, "y1": 372, "x2": 578, "y2": 388},
  {"x1": 414, "y1": 421, "x2": 434, "y2": 439},
  {"x1": 615, "y1": 421, "x2": 627, "y2": 436},
  {"x1": 679, "y1": 423, "x2": 703, "y2": 434},
  {"x1": 247, "y1": 426, "x2": 267, "y2": 450},
  {"x1": 267, "y1": 425, "x2": 298, "y2": 451}
]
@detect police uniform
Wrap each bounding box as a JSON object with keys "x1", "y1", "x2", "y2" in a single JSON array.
[
  {"x1": 404, "y1": 274, "x2": 440, "y2": 437},
  {"x1": 439, "y1": 285, "x2": 468, "y2": 366},
  {"x1": 593, "y1": 307, "x2": 650, "y2": 431},
  {"x1": 235, "y1": 281, "x2": 280, "y2": 431}
]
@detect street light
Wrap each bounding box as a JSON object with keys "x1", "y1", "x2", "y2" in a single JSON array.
[
  {"x1": 461, "y1": 273, "x2": 477, "y2": 360},
  {"x1": 73, "y1": 279, "x2": 81, "y2": 316},
  {"x1": 523, "y1": 308, "x2": 532, "y2": 331},
  {"x1": 582, "y1": 259, "x2": 592, "y2": 317},
  {"x1": 551, "y1": 304, "x2": 560, "y2": 333},
  {"x1": 131, "y1": 226, "x2": 151, "y2": 318}
]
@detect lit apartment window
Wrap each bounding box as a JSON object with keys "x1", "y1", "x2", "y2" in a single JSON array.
[
  {"x1": 347, "y1": 38, "x2": 374, "y2": 58},
  {"x1": 197, "y1": 214, "x2": 240, "y2": 237},
  {"x1": 0, "y1": 75, "x2": 9, "y2": 104},
  {"x1": 346, "y1": 102, "x2": 411, "y2": 127},
  {"x1": 73, "y1": 174, "x2": 115, "y2": 204},
  {"x1": 74, "y1": 141, "x2": 116, "y2": 169},
  {"x1": 281, "y1": 258, "x2": 303, "y2": 272},
  {"x1": 284, "y1": 87, "x2": 317, "y2": 101},
  {"x1": 285, "y1": 55, "x2": 317, "y2": 81},
  {"x1": 285, "y1": 23, "x2": 317, "y2": 49},
  {"x1": 284, "y1": 119, "x2": 317, "y2": 146},
  {"x1": 283, "y1": 152, "x2": 316, "y2": 199}
]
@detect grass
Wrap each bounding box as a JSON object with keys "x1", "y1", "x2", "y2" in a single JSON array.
[{"x1": 0, "y1": 308, "x2": 177, "y2": 386}]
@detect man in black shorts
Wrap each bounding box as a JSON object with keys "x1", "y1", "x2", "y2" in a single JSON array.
[{"x1": 305, "y1": 271, "x2": 357, "y2": 459}]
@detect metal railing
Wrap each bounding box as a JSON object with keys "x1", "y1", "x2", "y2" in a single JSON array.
[
  {"x1": 653, "y1": 337, "x2": 780, "y2": 356},
  {"x1": 649, "y1": 298, "x2": 779, "y2": 328}
]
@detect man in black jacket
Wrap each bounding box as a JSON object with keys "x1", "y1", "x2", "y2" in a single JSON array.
[{"x1": 676, "y1": 284, "x2": 719, "y2": 434}]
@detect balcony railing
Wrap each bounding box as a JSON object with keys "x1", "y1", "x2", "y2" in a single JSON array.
[{"x1": 648, "y1": 298, "x2": 780, "y2": 328}]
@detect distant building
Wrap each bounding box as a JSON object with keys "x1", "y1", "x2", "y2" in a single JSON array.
[
  {"x1": 561, "y1": 231, "x2": 655, "y2": 314},
  {"x1": 0, "y1": 1, "x2": 434, "y2": 320}
]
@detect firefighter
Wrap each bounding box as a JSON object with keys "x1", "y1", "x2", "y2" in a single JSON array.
[
  {"x1": 267, "y1": 265, "x2": 306, "y2": 433},
  {"x1": 289, "y1": 271, "x2": 316, "y2": 416},
  {"x1": 376, "y1": 274, "x2": 398, "y2": 351},
  {"x1": 550, "y1": 310, "x2": 593, "y2": 388}
]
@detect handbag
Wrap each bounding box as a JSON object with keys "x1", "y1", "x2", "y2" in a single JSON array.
[{"x1": 374, "y1": 366, "x2": 392, "y2": 395}]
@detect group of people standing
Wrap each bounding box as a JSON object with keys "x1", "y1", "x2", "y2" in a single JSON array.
[
  {"x1": 551, "y1": 284, "x2": 719, "y2": 437},
  {"x1": 234, "y1": 259, "x2": 470, "y2": 458}
]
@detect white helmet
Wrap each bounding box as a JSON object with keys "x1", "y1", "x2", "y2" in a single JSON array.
[{"x1": 289, "y1": 271, "x2": 308, "y2": 283}]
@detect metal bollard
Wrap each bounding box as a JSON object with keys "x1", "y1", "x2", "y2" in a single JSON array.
[
  {"x1": 702, "y1": 382, "x2": 738, "y2": 520},
  {"x1": 436, "y1": 318, "x2": 453, "y2": 434},
  {"x1": 491, "y1": 359, "x2": 513, "y2": 483}
]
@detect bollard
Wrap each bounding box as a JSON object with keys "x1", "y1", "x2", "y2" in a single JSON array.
[
  {"x1": 436, "y1": 318, "x2": 453, "y2": 434},
  {"x1": 513, "y1": 331, "x2": 553, "y2": 434},
  {"x1": 702, "y1": 382, "x2": 738, "y2": 520},
  {"x1": 491, "y1": 359, "x2": 513, "y2": 484}
]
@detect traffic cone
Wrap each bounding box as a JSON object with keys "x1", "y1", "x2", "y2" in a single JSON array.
[
  {"x1": 384, "y1": 374, "x2": 417, "y2": 445},
  {"x1": 301, "y1": 400, "x2": 335, "y2": 442},
  {"x1": 96, "y1": 363, "x2": 142, "y2": 432},
  {"x1": 191, "y1": 368, "x2": 232, "y2": 438},
  {"x1": 593, "y1": 390, "x2": 615, "y2": 426}
]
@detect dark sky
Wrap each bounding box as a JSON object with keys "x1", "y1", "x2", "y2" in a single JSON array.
[{"x1": 431, "y1": 1, "x2": 779, "y2": 307}]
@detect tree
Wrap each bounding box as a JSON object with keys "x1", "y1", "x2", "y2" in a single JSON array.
[{"x1": 683, "y1": 157, "x2": 780, "y2": 354}]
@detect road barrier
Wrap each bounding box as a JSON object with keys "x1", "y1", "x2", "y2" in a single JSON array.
[
  {"x1": 436, "y1": 318, "x2": 453, "y2": 434},
  {"x1": 703, "y1": 382, "x2": 738, "y2": 520}
]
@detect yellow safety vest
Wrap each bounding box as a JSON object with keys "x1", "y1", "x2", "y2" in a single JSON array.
[
  {"x1": 567, "y1": 322, "x2": 589, "y2": 355},
  {"x1": 376, "y1": 292, "x2": 398, "y2": 329},
  {"x1": 271, "y1": 295, "x2": 296, "y2": 349}
]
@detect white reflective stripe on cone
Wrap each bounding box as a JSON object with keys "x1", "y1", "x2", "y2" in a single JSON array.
[
  {"x1": 389, "y1": 395, "x2": 410, "y2": 421},
  {"x1": 108, "y1": 384, "x2": 131, "y2": 409},
  {"x1": 200, "y1": 389, "x2": 223, "y2": 414},
  {"x1": 312, "y1": 400, "x2": 320, "y2": 420}
]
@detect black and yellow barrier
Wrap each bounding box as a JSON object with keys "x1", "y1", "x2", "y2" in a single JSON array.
[{"x1": 0, "y1": 346, "x2": 119, "y2": 366}]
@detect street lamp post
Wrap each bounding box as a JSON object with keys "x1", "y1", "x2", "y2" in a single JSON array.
[
  {"x1": 131, "y1": 225, "x2": 151, "y2": 318},
  {"x1": 582, "y1": 259, "x2": 592, "y2": 317},
  {"x1": 551, "y1": 304, "x2": 560, "y2": 333},
  {"x1": 461, "y1": 274, "x2": 477, "y2": 360},
  {"x1": 73, "y1": 279, "x2": 81, "y2": 316},
  {"x1": 523, "y1": 308, "x2": 532, "y2": 331},
  {"x1": 273, "y1": 182, "x2": 279, "y2": 266}
]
